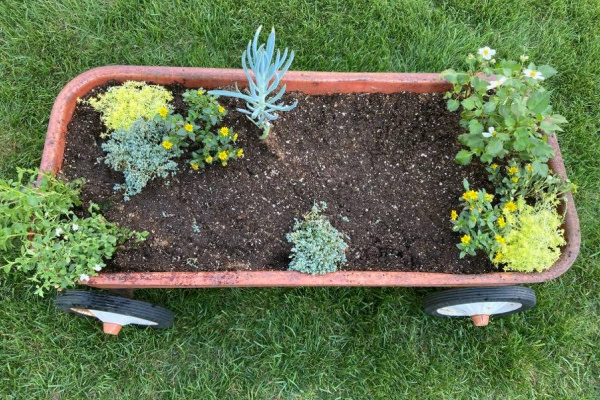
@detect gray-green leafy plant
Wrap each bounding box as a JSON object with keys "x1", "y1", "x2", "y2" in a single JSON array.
[
  {"x1": 442, "y1": 50, "x2": 565, "y2": 172},
  {"x1": 209, "y1": 26, "x2": 297, "y2": 139},
  {"x1": 0, "y1": 169, "x2": 146, "y2": 296},
  {"x1": 102, "y1": 118, "x2": 181, "y2": 200},
  {"x1": 286, "y1": 202, "x2": 348, "y2": 275}
]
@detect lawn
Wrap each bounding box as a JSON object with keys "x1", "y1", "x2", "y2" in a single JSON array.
[{"x1": 1, "y1": 0, "x2": 599, "y2": 398}]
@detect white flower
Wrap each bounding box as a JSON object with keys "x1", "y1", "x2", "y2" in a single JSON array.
[
  {"x1": 72, "y1": 224, "x2": 79, "y2": 231},
  {"x1": 486, "y1": 76, "x2": 507, "y2": 90},
  {"x1": 482, "y1": 127, "x2": 495, "y2": 138},
  {"x1": 55, "y1": 228, "x2": 63, "y2": 237},
  {"x1": 478, "y1": 46, "x2": 496, "y2": 60},
  {"x1": 523, "y1": 68, "x2": 544, "y2": 80},
  {"x1": 520, "y1": 54, "x2": 529, "y2": 62},
  {"x1": 93, "y1": 264, "x2": 103, "y2": 272},
  {"x1": 79, "y1": 274, "x2": 90, "y2": 282},
  {"x1": 467, "y1": 54, "x2": 475, "y2": 60}
]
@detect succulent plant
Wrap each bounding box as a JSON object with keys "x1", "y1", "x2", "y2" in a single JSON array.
[{"x1": 209, "y1": 26, "x2": 297, "y2": 139}]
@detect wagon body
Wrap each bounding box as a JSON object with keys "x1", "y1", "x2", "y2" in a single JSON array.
[{"x1": 41, "y1": 67, "x2": 581, "y2": 289}]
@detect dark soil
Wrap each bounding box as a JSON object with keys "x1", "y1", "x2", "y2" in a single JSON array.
[{"x1": 60, "y1": 83, "x2": 497, "y2": 274}]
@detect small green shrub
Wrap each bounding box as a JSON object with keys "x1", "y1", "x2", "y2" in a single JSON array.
[
  {"x1": 88, "y1": 81, "x2": 173, "y2": 132},
  {"x1": 102, "y1": 119, "x2": 181, "y2": 200},
  {"x1": 286, "y1": 202, "x2": 348, "y2": 275},
  {"x1": 496, "y1": 196, "x2": 565, "y2": 272},
  {"x1": 0, "y1": 169, "x2": 146, "y2": 296}
]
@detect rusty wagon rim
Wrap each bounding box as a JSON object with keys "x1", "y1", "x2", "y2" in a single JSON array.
[{"x1": 40, "y1": 66, "x2": 581, "y2": 288}]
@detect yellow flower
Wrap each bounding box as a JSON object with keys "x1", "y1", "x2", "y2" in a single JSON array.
[
  {"x1": 462, "y1": 190, "x2": 478, "y2": 201},
  {"x1": 504, "y1": 201, "x2": 517, "y2": 212},
  {"x1": 493, "y1": 252, "x2": 503, "y2": 262},
  {"x1": 205, "y1": 156, "x2": 213, "y2": 163},
  {"x1": 218, "y1": 151, "x2": 228, "y2": 161},
  {"x1": 490, "y1": 164, "x2": 498, "y2": 170},
  {"x1": 495, "y1": 235, "x2": 505, "y2": 244},
  {"x1": 497, "y1": 216, "x2": 506, "y2": 228},
  {"x1": 197, "y1": 89, "x2": 205, "y2": 95},
  {"x1": 236, "y1": 149, "x2": 244, "y2": 158},
  {"x1": 484, "y1": 193, "x2": 494, "y2": 202},
  {"x1": 190, "y1": 162, "x2": 199, "y2": 171},
  {"x1": 508, "y1": 166, "x2": 519, "y2": 175},
  {"x1": 218, "y1": 105, "x2": 225, "y2": 114},
  {"x1": 511, "y1": 177, "x2": 519, "y2": 183},
  {"x1": 219, "y1": 127, "x2": 230, "y2": 137},
  {"x1": 451, "y1": 210, "x2": 458, "y2": 221},
  {"x1": 526, "y1": 164, "x2": 533, "y2": 172},
  {"x1": 162, "y1": 140, "x2": 173, "y2": 150},
  {"x1": 461, "y1": 235, "x2": 471, "y2": 244},
  {"x1": 233, "y1": 133, "x2": 238, "y2": 141},
  {"x1": 221, "y1": 161, "x2": 228, "y2": 167},
  {"x1": 158, "y1": 107, "x2": 168, "y2": 118},
  {"x1": 184, "y1": 123, "x2": 194, "y2": 132}
]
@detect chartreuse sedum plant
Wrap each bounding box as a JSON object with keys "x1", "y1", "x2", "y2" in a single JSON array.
[
  {"x1": 496, "y1": 195, "x2": 565, "y2": 272},
  {"x1": 88, "y1": 81, "x2": 173, "y2": 133},
  {"x1": 209, "y1": 26, "x2": 297, "y2": 139},
  {"x1": 102, "y1": 119, "x2": 181, "y2": 200},
  {"x1": 286, "y1": 202, "x2": 348, "y2": 275},
  {"x1": 155, "y1": 89, "x2": 243, "y2": 170},
  {"x1": 442, "y1": 48, "x2": 565, "y2": 170},
  {"x1": 0, "y1": 169, "x2": 146, "y2": 296}
]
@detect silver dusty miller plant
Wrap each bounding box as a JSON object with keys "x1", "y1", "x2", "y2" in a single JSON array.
[
  {"x1": 209, "y1": 26, "x2": 297, "y2": 139},
  {"x1": 286, "y1": 202, "x2": 348, "y2": 275}
]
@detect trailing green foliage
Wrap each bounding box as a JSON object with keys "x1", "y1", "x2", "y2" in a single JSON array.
[
  {"x1": 156, "y1": 89, "x2": 244, "y2": 170},
  {"x1": 286, "y1": 202, "x2": 348, "y2": 275},
  {"x1": 442, "y1": 50, "x2": 563, "y2": 168},
  {"x1": 209, "y1": 26, "x2": 297, "y2": 139},
  {"x1": 497, "y1": 196, "x2": 565, "y2": 272},
  {"x1": 0, "y1": 169, "x2": 145, "y2": 295},
  {"x1": 102, "y1": 119, "x2": 181, "y2": 200},
  {"x1": 88, "y1": 81, "x2": 173, "y2": 132}
]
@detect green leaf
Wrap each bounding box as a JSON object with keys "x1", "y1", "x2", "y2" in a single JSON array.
[
  {"x1": 485, "y1": 138, "x2": 504, "y2": 157},
  {"x1": 468, "y1": 119, "x2": 484, "y2": 135},
  {"x1": 527, "y1": 90, "x2": 552, "y2": 114},
  {"x1": 470, "y1": 76, "x2": 489, "y2": 92},
  {"x1": 462, "y1": 97, "x2": 475, "y2": 110},
  {"x1": 532, "y1": 160, "x2": 549, "y2": 177},
  {"x1": 455, "y1": 150, "x2": 472, "y2": 165},
  {"x1": 447, "y1": 99, "x2": 460, "y2": 112},
  {"x1": 538, "y1": 65, "x2": 557, "y2": 79},
  {"x1": 483, "y1": 101, "x2": 496, "y2": 113}
]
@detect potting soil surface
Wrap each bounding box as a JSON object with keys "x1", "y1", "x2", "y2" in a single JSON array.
[{"x1": 60, "y1": 84, "x2": 497, "y2": 273}]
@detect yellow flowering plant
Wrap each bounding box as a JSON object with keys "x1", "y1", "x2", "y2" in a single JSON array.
[
  {"x1": 152, "y1": 89, "x2": 244, "y2": 171},
  {"x1": 451, "y1": 179, "x2": 506, "y2": 259},
  {"x1": 182, "y1": 88, "x2": 227, "y2": 131},
  {"x1": 486, "y1": 158, "x2": 575, "y2": 201}
]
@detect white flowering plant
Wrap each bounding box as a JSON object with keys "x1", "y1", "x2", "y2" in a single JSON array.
[
  {"x1": 441, "y1": 48, "x2": 566, "y2": 172},
  {"x1": 0, "y1": 169, "x2": 146, "y2": 296}
]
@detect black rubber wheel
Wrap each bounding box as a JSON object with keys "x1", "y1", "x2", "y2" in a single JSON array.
[
  {"x1": 55, "y1": 290, "x2": 174, "y2": 329},
  {"x1": 424, "y1": 286, "x2": 536, "y2": 318}
]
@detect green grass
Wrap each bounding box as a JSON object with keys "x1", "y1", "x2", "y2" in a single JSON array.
[{"x1": 1, "y1": 0, "x2": 599, "y2": 398}]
